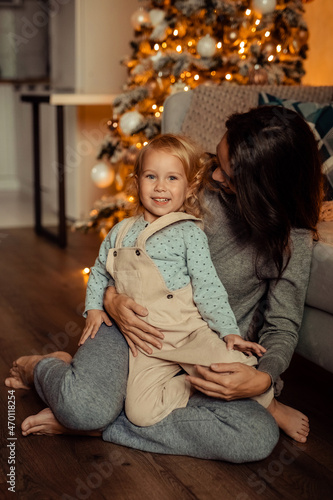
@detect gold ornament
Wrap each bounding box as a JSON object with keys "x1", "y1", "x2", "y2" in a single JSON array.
[
  {"x1": 298, "y1": 29, "x2": 309, "y2": 44},
  {"x1": 248, "y1": 66, "x2": 268, "y2": 84},
  {"x1": 223, "y1": 28, "x2": 240, "y2": 46},
  {"x1": 139, "y1": 40, "x2": 152, "y2": 55}
]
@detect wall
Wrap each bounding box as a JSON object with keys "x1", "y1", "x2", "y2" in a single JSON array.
[
  {"x1": 303, "y1": 0, "x2": 333, "y2": 85},
  {"x1": 0, "y1": 0, "x2": 139, "y2": 223}
]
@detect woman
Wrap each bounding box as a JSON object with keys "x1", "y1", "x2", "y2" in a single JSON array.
[{"x1": 6, "y1": 106, "x2": 322, "y2": 462}]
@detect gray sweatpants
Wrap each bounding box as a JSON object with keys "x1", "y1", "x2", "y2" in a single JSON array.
[{"x1": 34, "y1": 323, "x2": 279, "y2": 463}]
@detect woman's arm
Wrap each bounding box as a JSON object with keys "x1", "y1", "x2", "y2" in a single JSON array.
[
  {"x1": 186, "y1": 363, "x2": 272, "y2": 400},
  {"x1": 256, "y1": 229, "x2": 313, "y2": 381},
  {"x1": 104, "y1": 287, "x2": 164, "y2": 356}
]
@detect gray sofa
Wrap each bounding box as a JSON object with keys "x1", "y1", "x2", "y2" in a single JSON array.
[{"x1": 162, "y1": 84, "x2": 333, "y2": 374}]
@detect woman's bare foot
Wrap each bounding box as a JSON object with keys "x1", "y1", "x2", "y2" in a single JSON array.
[
  {"x1": 4, "y1": 352, "x2": 72, "y2": 390},
  {"x1": 21, "y1": 407, "x2": 102, "y2": 437},
  {"x1": 22, "y1": 408, "x2": 70, "y2": 436},
  {"x1": 267, "y1": 398, "x2": 310, "y2": 443}
]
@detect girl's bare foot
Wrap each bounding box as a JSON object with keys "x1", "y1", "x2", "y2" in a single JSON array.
[
  {"x1": 268, "y1": 398, "x2": 310, "y2": 443},
  {"x1": 21, "y1": 407, "x2": 102, "y2": 437},
  {"x1": 5, "y1": 352, "x2": 72, "y2": 390}
]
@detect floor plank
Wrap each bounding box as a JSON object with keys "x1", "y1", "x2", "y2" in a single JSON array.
[{"x1": 0, "y1": 228, "x2": 332, "y2": 500}]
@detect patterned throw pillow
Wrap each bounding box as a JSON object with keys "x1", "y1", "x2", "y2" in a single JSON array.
[{"x1": 258, "y1": 92, "x2": 333, "y2": 200}]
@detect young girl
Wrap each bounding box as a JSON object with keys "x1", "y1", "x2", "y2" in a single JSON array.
[{"x1": 80, "y1": 133, "x2": 280, "y2": 428}]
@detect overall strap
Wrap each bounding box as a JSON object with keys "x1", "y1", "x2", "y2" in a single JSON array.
[
  {"x1": 114, "y1": 215, "x2": 141, "y2": 248},
  {"x1": 136, "y1": 212, "x2": 202, "y2": 249}
]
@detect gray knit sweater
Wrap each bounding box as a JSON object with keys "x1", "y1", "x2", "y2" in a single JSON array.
[{"x1": 204, "y1": 190, "x2": 313, "y2": 383}]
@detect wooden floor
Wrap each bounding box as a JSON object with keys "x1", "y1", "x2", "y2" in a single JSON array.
[{"x1": 1, "y1": 227, "x2": 333, "y2": 500}]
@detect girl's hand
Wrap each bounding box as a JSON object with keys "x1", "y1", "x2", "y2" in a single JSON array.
[
  {"x1": 79, "y1": 309, "x2": 112, "y2": 346},
  {"x1": 223, "y1": 334, "x2": 266, "y2": 357},
  {"x1": 186, "y1": 363, "x2": 272, "y2": 400},
  {"x1": 104, "y1": 287, "x2": 164, "y2": 357}
]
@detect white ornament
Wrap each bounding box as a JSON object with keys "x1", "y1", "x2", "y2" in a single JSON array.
[
  {"x1": 252, "y1": 0, "x2": 277, "y2": 15},
  {"x1": 119, "y1": 111, "x2": 145, "y2": 135},
  {"x1": 131, "y1": 7, "x2": 150, "y2": 31},
  {"x1": 149, "y1": 8, "x2": 165, "y2": 27},
  {"x1": 197, "y1": 35, "x2": 217, "y2": 58},
  {"x1": 91, "y1": 162, "x2": 115, "y2": 189}
]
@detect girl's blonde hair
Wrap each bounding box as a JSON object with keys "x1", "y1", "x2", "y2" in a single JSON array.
[{"x1": 126, "y1": 134, "x2": 209, "y2": 218}]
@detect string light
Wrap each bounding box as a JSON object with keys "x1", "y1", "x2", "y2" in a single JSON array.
[
  {"x1": 225, "y1": 73, "x2": 232, "y2": 80},
  {"x1": 82, "y1": 268, "x2": 90, "y2": 275},
  {"x1": 246, "y1": 9, "x2": 251, "y2": 15},
  {"x1": 194, "y1": 74, "x2": 200, "y2": 80},
  {"x1": 154, "y1": 43, "x2": 159, "y2": 50},
  {"x1": 176, "y1": 45, "x2": 182, "y2": 53}
]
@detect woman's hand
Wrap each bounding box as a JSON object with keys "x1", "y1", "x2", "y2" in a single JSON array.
[
  {"x1": 104, "y1": 286, "x2": 164, "y2": 357},
  {"x1": 186, "y1": 363, "x2": 272, "y2": 400}
]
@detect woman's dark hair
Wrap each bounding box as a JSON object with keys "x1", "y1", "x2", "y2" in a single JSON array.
[{"x1": 225, "y1": 105, "x2": 324, "y2": 279}]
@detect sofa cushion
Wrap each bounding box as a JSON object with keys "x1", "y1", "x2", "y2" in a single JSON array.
[{"x1": 259, "y1": 92, "x2": 333, "y2": 200}]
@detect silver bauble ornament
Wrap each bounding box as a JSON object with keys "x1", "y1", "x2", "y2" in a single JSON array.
[
  {"x1": 131, "y1": 7, "x2": 150, "y2": 31},
  {"x1": 197, "y1": 35, "x2": 217, "y2": 58},
  {"x1": 91, "y1": 162, "x2": 115, "y2": 188},
  {"x1": 252, "y1": 0, "x2": 277, "y2": 15}
]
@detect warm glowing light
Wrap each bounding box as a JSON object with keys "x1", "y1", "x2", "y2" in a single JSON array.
[
  {"x1": 180, "y1": 72, "x2": 185, "y2": 79},
  {"x1": 90, "y1": 209, "x2": 98, "y2": 217},
  {"x1": 211, "y1": 71, "x2": 216, "y2": 76},
  {"x1": 225, "y1": 73, "x2": 232, "y2": 80},
  {"x1": 159, "y1": 106, "x2": 164, "y2": 112},
  {"x1": 136, "y1": 142, "x2": 142, "y2": 149},
  {"x1": 194, "y1": 74, "x2": 199, "y2": 80},
  {"x1": 217, "y1": 41, "x2": 222, "y2": 49},
  {"x1": 240, "y1": 41, "x2": 245, "y2": 48},
  {"x1": 176, "y1": 45, "x2": 182, "y2": 53},
  {"x1": 238, "y1": 48, "x2": 245, "y2": 54},
  {"x1": 162, "y1": 42, "x2": 167, "y2": 48},
  {"x1": 268, "y1": 55, "x2": 274, "y2": 62},
  {"x1": 128, "y1": 196, "x2": 135, "y2": 202},
  {"x1": 265, "y1": 31, "x2": 270, "y2": 38},
  {"x1": 154, "y1": 43, "x2": 159, "y2": 50},
  {"x1": 184, "y1": 86, "x2": 189, "y2": 91},
  {"x1": 152, "y1": 104, "x2": 157, "y2": 109},
  {"x1": 251, "y1": 27, "x2": 256, "y2": 33},
  {"x1": 170, "y1": 76, "x2": 176, "y2": 83},
  {"x1": 188, "y1": 40, "x2": 193, "y2": 47},
  {"x1": 186, "y1": 71, "x2": 191, "y2": 77},
  {"x1": 155, "y1": 111, "x2": 161, "y2": 117},
  {"x1": 82, "y1": 267, "x2": 90, "y2": 275},
  {"x1": 246, "y1": 9, "x2": 251, "y2": 15},
  {"x1": 143, "y1": 141, "x2": 148, "y2": 146},
  {"x1": 173, "y1": 29, "x2": 178, "y2": 36},
  {"x1": 276, "y1": 44, "x2": 282, "y2": 53},
  {"x1": 255, "y1": 19, "x2": 260, "y2": 25}
]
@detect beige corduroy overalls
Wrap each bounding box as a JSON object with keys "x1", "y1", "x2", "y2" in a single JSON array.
[{"x1": 106, "y1": 212, "x2": 273, "y2": 427}]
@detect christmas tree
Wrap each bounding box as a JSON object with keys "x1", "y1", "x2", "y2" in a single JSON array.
[{"x1": 75, "y1": 0, "x2": 311, "y2": 234}]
